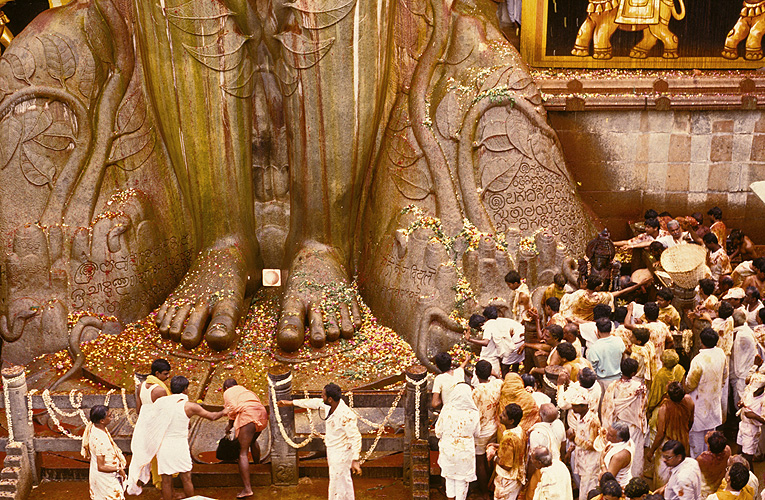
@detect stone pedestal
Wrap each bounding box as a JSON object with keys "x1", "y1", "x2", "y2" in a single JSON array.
[{"x1": 267, "y1": 365, "x2": 298, "y2": 486}]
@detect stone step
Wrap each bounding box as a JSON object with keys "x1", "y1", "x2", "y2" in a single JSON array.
[
  {"x1": 0, "y1": 468, "x2": 18, "y2": 481},
  {"x1": 0, "y1": 479, "x2": 16, "y2": 493},
  {"x1": 2, "y1": 457, "x2": 19, "y2": 470}
]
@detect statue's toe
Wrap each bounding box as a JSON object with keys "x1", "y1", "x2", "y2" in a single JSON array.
[
  {"x1": 169, "y1": 303, "x2": 192, "y2": 341},
  {"x1": 339, "y1": 303, "x2": 354, "y2": 339},
  {"x1": 204, "y1": 297, "x2": 240, "y2": 351},
  {"x1": 277, "y1": 295, "x2": 306, "y2": 352},
  {"x1": 308, "y1": 305, "x2": 326, "y2": 348},
  {"x1": 180, "y1": 301, "x2": 209, "y2": 349}
]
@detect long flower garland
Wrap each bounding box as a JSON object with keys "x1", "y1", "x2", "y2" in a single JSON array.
[
  {"x1": 405, "y1": 374, "x2": 431, "y2": 440},
  {"x1": 268, "y1": 375, "x2": 317, "y2": 449}
]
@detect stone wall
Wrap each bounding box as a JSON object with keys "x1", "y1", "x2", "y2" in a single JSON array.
[{"x1": 549, "y1": 110, "x2": 765, "y2": 241}]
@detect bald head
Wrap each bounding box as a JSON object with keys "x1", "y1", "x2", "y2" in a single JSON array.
[
  {"x1": 563, "y1": 322, "x2": 579, "y2": 338},
  {"x1": 667, "y1": 220, "x2": 679, "y2": 229},
  {"x1": 539, "y1": 403, "x2": 558, "y2": 423},
  {"x1": 733, "y1": 309, "x2": 747, "y2": 327},
  {"x1": 532, "y1": 446, "x2": 553, "y2": 467}
]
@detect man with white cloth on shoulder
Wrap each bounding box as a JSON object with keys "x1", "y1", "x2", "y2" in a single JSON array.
[
  {"x1": 279, "y1": 383, "x2": 362, "y2": 500},
  {"x1": 656, "y1": 440, "x2": 702, "y2": 500},
  {"x1": 530, "y1": 446, "x2": 573, "y2": 500},
  {"x1": 528, "y1": 403, "x2": 565, "y2": 461},
  {"x1": 731, "y1": 310, "x2": 757, "y2": 409},
  {"x1": 601, "y1": 358, "x2": 648, "y2": 478},
  {"x1": 685, "y1": 328, "x2": 727, "y2": 458},
  {"x1": 435, "y1": 383, "x2": 481, "y2": 500},
  {"x1": 125, "y1": 358, "x2": 171, "y2": 495}
]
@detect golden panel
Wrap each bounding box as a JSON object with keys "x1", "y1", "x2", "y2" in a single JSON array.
[{"x1": 521, "y1": 0, "x2": 765, "y2": 68}]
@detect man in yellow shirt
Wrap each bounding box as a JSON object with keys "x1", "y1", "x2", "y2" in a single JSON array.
[{"x1": 656, "y1": 289, "x2": 681, "y2": 331}]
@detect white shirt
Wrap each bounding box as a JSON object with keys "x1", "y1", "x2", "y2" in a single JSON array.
[
  {"x1": 533, "y1": 459, "x2": 573, "y2": 500},
  {"x1": 528, "y1": 420, "x2": 565, "y2": 460},
  {"x1": 657, "y1": 233, "x2": 690, "y2": 249},
  {"x1": 665, "y1": 457, "x2": 702, "y2": 500},
  {"x1": 746, "y1": 302, "x2": 763, "y2": 328},
  {"x1": 483, "y1": 318, "x2": 524, "y2": 365},
  {"x1": 688, "y1": 347, "x2": 727, "y2": 432},
  {"x1": 292, "y1": 399, "x2": 362, "y2": 461},
  {"x1": 432, "y1": 368, "x2": 465, "y2": 405}
]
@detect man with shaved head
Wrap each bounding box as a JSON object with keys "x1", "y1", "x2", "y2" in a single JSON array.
[
  {"x1": 529, "y1": 446, "x2": 573, "y2": 500},
  {"x1": 528, "y1": 403, "x2": 565, "y2": 461},
  {"x1": 731, "y1": 310, "x2": 757, "y2": 408}
]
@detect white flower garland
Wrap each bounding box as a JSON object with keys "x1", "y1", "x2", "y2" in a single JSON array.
[
  {"x1": 2, "y1": 370, "x2": 29, "y2": 443},
  {"x1": 357, "y1": 386, "x2": 405, "y2": 465},
  {"x1": 41, "y1": 389, "x2": 81, "y2": 440},
  {"x1": 268, "y1": 376, "x2": 317, "y2": 449},
  {"x1": 120, "y1": 388, "x2": 135, "y2": 427},
  {"x1": 405, "y1": 374, "x2": 430, "y2": 440},
  {"x1": 32, "y1": 388, "x2": 129, "y2": 440}
]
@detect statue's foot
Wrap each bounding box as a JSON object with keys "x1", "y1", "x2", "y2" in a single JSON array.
[
  {"x1": 721, "y1": 47, "x2": 738, "y2": 59},
  {"x1": 629, "y1": 47, "x2": 649, "y2": 59},
  {"x1": 745, "y1": 49, "x2": 763, "y2": 60},
  {"x1": 571, "y1": 46, "x2": 589, "y2": 57},
  {"x1": 277, "y1": 243, "x2": 362, "y2": 352},
  {"x1": 661, "y1": 49, "x2": 679, "y2": 59},
  {"x1": 155, "y1": 244, "x2": 249, "y2": 351},
  {"x1": 592, "y1": 48, "x2": 613, "y2": 59}
]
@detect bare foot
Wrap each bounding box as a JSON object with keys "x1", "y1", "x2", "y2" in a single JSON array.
[
  {"x1": 277, "y1": 243, "x2": 362, "y2": 352},
  {"x1": 155, "y1": 244, "x2": 250, "y2": 351},
  {"x1": 237, "y1": 489, "x2": 254, "y2": 498}
]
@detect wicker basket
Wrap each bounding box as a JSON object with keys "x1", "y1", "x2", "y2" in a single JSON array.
[{"x1": 660, "y1": 244, "x2": 708, "y2": 289}]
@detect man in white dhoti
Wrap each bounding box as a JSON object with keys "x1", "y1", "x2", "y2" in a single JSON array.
[
  {"x1": 155, "y1": 376, "x2": 228, "y2": 500},
  {"x1": 125, "y1": 358, "x2": 171, "y2": 495},
  {"x1": 737, "y1": 383, "x2": 765, "y2": 469},
  {"x1": 279, "y1": 383, "x2": 363, "y2": 500},
  {"x1": 601, "y1": 358, "x2": 647, "y2": 478},
  {"x1": 566, "y1": 384, "x2": 601, "y2": 500},
  {"x1": 685, "y1": 328, "x2": 727, "y2": 458},
  {"x1": 602, "y1": 421, "x2": 634, "y2": 489},
  {"x1": 530, "y1": 446, "x2": 573, "y2": 500},
  {"x1": 656, "y1": 440, "x2": 702, "y2": 500},
  {"x1": 731, "y1": 310, "x2": 757, "y2": 409}
]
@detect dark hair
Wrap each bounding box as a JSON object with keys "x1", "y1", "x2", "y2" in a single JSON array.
[
  {"x1": 521, "y1": 373, "x2": 536, "y2": 388},
  {"x1": 746, "y1": 286, "x2": 761, "y2": 301},
  {"x1": 505, "y1": 270, "x2": 521, "y2": 284},
  {"x1": 759, "y1": 307, "x2": 765, "y2": 322},
  {"x1": 707, "y1": 206, "x2": 723, "y2": 220},
  {"x1": 602, "y1": 480, "x2": 623, "y2": 499},
  {"x1": 659, "y1": 211, "x2": 672, "y2": 218},
  {"x1": 649, "y1": 241, "x2": 666, "y2": 254},
  {"x1": 730, "y1": 228, "x2": 744, "y2": 241},
  {"x1": 699, "y1": 327, "x2": 719, "y2": 348},
  {"x1": 703, "y1": 232, "x2": 719, "y2": 245},
  {"x1": 554, "y1": 273, "x2": 566, "y2": 288},
  {"x1": 755, "y1": 257, "x2": 765, "y2": 273},
  {"x1": 720, "y1": 275, "x2": 734, "y2": 287},
  {"x1": 645, "y1": 218, "x2": 660, "y2": 230},
  {"x1": 645, "y1": 495, "x2": 664, "y2": 500},
  {"x1": 624, "y1": 478, "x2": 650, "y2": 499},
  {"x1": 324, "y1": 383, "x2": 342, "y2": 402},
  {"x1": 633, "y1": 328, "x2": 649, "y2": 346},
  {"x1": 707, "y1": 430, "x2": 727, "y2": 455},
  {"x1": 434, "y1": 352, "x2": 453, "y2": 373},
  {"x1": 475, "y1": 359, "x2": 493, "y2": 380},
  {"x1": 621, "y1": 358, "x2": 639, "y2": 378},
  {"x1": 579, "y1": 368, "x2": 596, "y2": 389},
  {"x1": 667, "y1": 381, "x2": 685, "y2": 403},
  {"x1": 90, "y1": 405, "x2": 108, "y2": 424},
  {"x1": 482, "y1": 305, "x2": 498, "y2": 320},
  {"x1": 729, "y1": 463, "x2": 750, "y2": 491},
  {"x1": 596, "y1": 317, "x2": 612, "y2": 334},
  {"x1": 593, "y1": 304, "x2": 612, "y2": 321},
  {"x1": 643, "y1": 302, "x2": 659, "y2": 321},
  {"x1": 662, "y1": 440, "x2": 686, "y2": 459},
  {"x1": 718, "y1": 301, "x2": 734, "y2": 319},
  {"x1": 613, "y1": 306, "x2": 628, "y2": 323},
  {"x1": 557, "y1": 342, "x2": 577, "y2": 362},
  {"x1": 612, "y1": 421, "x2": 631, "y2": 442},
  {"x1": 600, "y1": 472, "x2": 617, "y2": 489},
  {"x1": 546, "y1": 324, "x2": 564, "y2": 342},
  {"x1": 151, "y1": 358, "x2": 171, "y2": 376},
  {"x1": 545, "y1": 297, "x2": 561, "y2": 312},
  {"x1": 656, "y1": 289, "x2": 673, "y2": 302},
  {"x1": 505, "y1": 403, "x2": 523, "y2": 427},
  {"x1": 170, "y1": 375, "x2": 189, "y2": 394},
  {"x1": 468, "y1": 314, "x2": 486, "y2": 330},
  {"x1": 223, "y1": 378, "x2": 238, "y2": 390},
  {"x1": 699, "y1": 278, "x2": 716, "y2": 296},
  {"x1": 645, "y1": 209, "x2": 659, "y2": 220},
  {"x1": 586, "y1": 275, "x2": 603, "y2": 291}
]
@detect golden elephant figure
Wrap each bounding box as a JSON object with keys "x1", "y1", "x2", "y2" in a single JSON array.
[
  {"x1": 571, "y1": 0, "x2": 686, "y2": 59},
  {"x1": 722, "y1": 1, "x2": 765, "y2": 60}
]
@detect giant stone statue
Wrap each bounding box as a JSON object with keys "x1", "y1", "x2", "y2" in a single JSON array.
[{"x1": 0, "y1": 0, "x2": 595, "y2": 370}]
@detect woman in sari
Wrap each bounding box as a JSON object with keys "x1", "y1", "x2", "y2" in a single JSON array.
[
  {"x1": 646, "y1": 382, "x2": 694, "y2": 489},
  {"x1": 499, "y1": 372, "x2": 540, "y2": 436},
  {"x1": 435, "y1": 383, "x2": 481, "y2": 500},
  {"x1": 82, "y1": 405, "x2": 126, "y2": 500}
]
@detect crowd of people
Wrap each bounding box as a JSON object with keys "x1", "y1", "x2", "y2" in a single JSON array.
[{"x1": 433, "y1": 207, "x2": 765, "y2": 500}]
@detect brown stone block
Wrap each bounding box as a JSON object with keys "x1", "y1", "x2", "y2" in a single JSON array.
[
  {"x1": 708, "y1": 163, "x2": 731, "y2": 192},
  {"x1": 636, "y1": 135, "x2": 652, "y2": 163},
  {"x1": 712, "y1": 120, "x2": 734, "y2": 133},
  {"x1": 600, "y1": 217, "x2": 633, "y2": 240},
  {"x1": 706, "y1": 192, "x2": 729, "y2": 211},
  {"x1": 572, "y1": 163, "x2": 624, "y2": 191},
  {"x1": 580, "y1": 190, "x2": 643, "y2": 218},
  {"x1": 661, "y1": 194, "x2": 689, "y2": 218},
  {"x1": 667, "y1": 163, "x2": 690, "y2": 192},
  {"x1": 548, "y1": 112, "x2": 578, "y2": 131},
  {"x1": 755, "y1": 116, "x2": 765, "y2": 134},
  {"x1": 710, "y1": 135, "x2": 733, "y2": 162},
  {"x1": 673, "y1": 112, "x2": 691, "y2": 133},
  {"x1": 752, "y1": 134, "x2": 765, "y2": 161},
  {"x1": 642, "y1": 192, "x2": 667, "y2": 213},
  {"x1": 668, "y1": 134, "x2": 691, "y2": 163}
]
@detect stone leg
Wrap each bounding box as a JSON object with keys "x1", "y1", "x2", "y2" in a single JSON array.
[
  {"x1": 592, "y1": 12, "x2": 619, "y2": 59},
  {"x1": 572, "y1": 16, "x2": 597, "y2": 56},
  {"x1": 133, "y1": 0, "x2": 261, "y2": 350}
]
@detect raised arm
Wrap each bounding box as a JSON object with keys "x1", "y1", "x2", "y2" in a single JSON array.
[{"x1": 186, "y1": 402, "x2": 227, "y2": 421}]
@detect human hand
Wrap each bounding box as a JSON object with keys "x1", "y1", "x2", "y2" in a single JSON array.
[
  {"x1": 277, "y1": 400, "x2": 293, "y2": 407},
  {"x1": 351, "y1": 460, "x2": 362, "y2": 475},
  {"x1": 517, "y1": 343, "x2": 525, "y2": 354}
]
